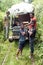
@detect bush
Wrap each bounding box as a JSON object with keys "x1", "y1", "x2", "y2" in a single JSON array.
[
  {"x1": 32, "y1": 1, "x2": 43, "y2": 42},
  {"x1": 0, "y1": 11, "x2": 4, "y2": 32}
]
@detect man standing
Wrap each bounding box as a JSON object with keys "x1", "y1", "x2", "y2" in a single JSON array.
[
  {"x1": 16, "y1": 23, "x2": 26, "y2": 60},
  {"x1": 3, "y1": 11, "x2": 10, "y2": 40},
  {"x1": 28, "y1": 13, "x2": 36, "y2": 58}
]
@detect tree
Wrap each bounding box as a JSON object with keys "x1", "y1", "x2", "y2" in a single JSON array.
[
  {"x1": 0, "y1": 0, "x2": 22, "y2": 11},
  {"x1": 23, "y1": 0, "x2": 33, "y2": 3}
]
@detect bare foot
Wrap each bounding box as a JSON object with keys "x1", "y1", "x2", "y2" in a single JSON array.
[
  {"x1": 16, "y1": 56, "x2": 18, "y2": 60},
  {"x1": 31, "y1": 57, "x2": 35, "y2": 65}
]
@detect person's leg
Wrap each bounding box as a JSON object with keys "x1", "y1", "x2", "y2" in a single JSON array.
[
  {"x1": 16, "y1": 46, "x2": 23, "y2": 57},
  {"x1": 30, "y1": 30, "x2": 36, "y2": 55},
  {"x1": 6, "y1": 26, "x2": 8, "y2": 39},
  {"x1": 29, "y1": 37, "x2": 34, "y2": 58},
  {"x1": 20, "y1": 49, "x2": 23, "y2": 56},
  {"x1": 20, "y1": 41, "x2": 26, "y2": 56},
  {"x1": 6, "y1": 25, "x2": 9, "y2": 39},
  {"x1": 7, "y1": 25, "x2": 9, "y2": 38},
  {"x1": 4, "y1": 27, "x2": 6, "y2": 41},
  {"x1": 16, "y1": 49, "x2": 20, "y2": 57},
  {"x1": 16, "y1": 41, "x2": 25, "y2": 59},
  {"x1": 31, "y1": 39, "x2": 34, "y2": 54},
  {"x1": 16, "y1": 41, "x2": 22, "y2": 59},
  {"x1": 16, "y1": 48, "x2": 21, "y2": 60}
]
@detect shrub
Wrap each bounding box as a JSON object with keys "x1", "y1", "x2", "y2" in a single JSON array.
[
  {"x1": 32, "y1": 0, "x2": 43, "y2": 42},
  {"x1": 0, "y1": 11, "x2": 4, "y2": 32}
]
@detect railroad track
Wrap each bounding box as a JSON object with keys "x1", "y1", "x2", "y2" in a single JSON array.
[{"x1": 1, "y1": 43, "x2": 12, "y2": 65}]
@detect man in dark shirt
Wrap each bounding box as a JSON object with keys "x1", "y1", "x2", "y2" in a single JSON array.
[{"x1": 16, "y1": 23, "x2": 26, "y2": 60}]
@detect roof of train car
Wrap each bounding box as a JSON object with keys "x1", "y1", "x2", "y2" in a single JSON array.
[{"x1": 8, "y1": 2, "x2": 34, "y2": 16}]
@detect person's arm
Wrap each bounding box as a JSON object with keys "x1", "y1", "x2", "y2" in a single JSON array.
[
  {"x1": 28, "y1": 21, "x2": 33, "y2": 25},
  {"x1": 28, "y1": 30, "x2": 33, "y2": 36},
  {"x1": 28, "y1": 28, "x2": 36, "y2": 36},
  {"x1": 20, "y1": 29, "x2": 25, "y2": 36}
]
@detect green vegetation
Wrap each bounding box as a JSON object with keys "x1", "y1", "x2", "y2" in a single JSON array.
[
  {"x1": 0, "y1": 0, "x2": 43, "y2": 65},
  {"x1": 33, "y1": 0, "x2": 43, "y2": 42},
  {"x1": 0, "y1": 11, "x2": 4, "y2": 32},
  {"x1": 0, "y1": 41, "x2": 43, "y2": 65},
  {"x1": 0, "y1": 0, "x2": 22, "y2": 11},
  {"x1": 0, "y1": 41, "x2": 10, "y2": 65}
]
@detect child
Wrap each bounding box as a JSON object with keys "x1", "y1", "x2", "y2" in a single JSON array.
[{"x1": 16, "y1": 23, "x2": 26, "y2": 60}]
